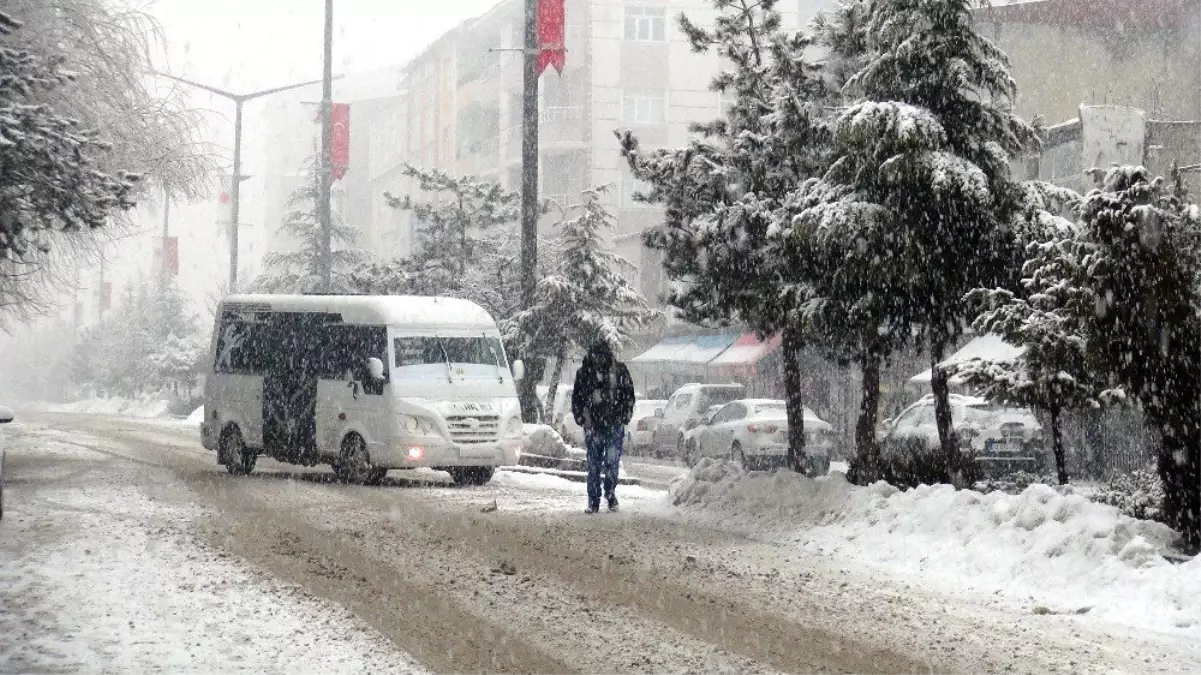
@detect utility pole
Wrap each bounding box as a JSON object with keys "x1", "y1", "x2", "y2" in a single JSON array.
[
  {"x1": 520, "y1": 0, "x2": 539, "y2": 311},
  {"x1": 516, "y1": 0, "x2": 542, "y2": 422},
  {"x1": 153, "y1": 72, "x2": 330, "y2": 293},
  {"x1": 318, "y1": 0, "x2": 335, "y2": 293}
]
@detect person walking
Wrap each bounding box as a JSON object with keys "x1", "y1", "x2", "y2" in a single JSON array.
[{"x1": 571, "y1": 341, "x2": 636, "y2": 513}]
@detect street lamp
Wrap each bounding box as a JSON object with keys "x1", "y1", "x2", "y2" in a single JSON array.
[{"x1": 153, "y1": 71, "x2": 337, "y2": 293}]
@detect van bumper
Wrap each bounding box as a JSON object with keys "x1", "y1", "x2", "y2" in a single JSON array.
[
  {"x1": 200, "y1": 421, "x2": 216, "y2": 451},
  {"x1": 375, "y1": 436, "x2": 522, "y2": 469}
]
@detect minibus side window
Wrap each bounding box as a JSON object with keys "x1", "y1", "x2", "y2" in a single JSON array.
[
  {"x1": 214, "y1": 317, "x2": 268, "y2": 375},
  {"x1": 324, "y1": 325, "x2": 389, "y2": 395}
]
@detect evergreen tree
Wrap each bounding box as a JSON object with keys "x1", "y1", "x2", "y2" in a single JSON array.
[
  {"x1": 385, "y1": 165, "x2": 520, "y2": 280},
  {"x1": 1058, "y1": 166, "x2": 1201, "y2": 549},
  {"x1": 506, "y1": 187, "x2": 658, "y2": 413},
  {"x1": 952, "y1": 184, "x2": 1097, "y2": 485},
  {"x1": 250, "y1": 155, "x2": 368, "y2": 294},
  {"x1": 620, "y1": 0, "x2": 830, "y2": 472},
  {"x1": 0, "y1": 12, "x2": 139, "y2": 315},
  {"x1": 794, "y1": 0, "x2": 1038, "y2": 481}
]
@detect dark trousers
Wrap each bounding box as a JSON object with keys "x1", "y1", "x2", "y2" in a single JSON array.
[{"x1": 585, "y1": 425, "x2": 623, "y2": 508}]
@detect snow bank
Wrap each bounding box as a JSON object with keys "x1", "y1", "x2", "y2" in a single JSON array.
[
  {"x1": 521, "y1": 424, "x2": 570, "y2": 459},
  {"x1": 47, "y1": 396, "x2": 173, "y2": 418},
  {"x1": 669, "y1": 459, "x2": 1201, "y2": 636},
  {"x1": 185, "y1": 405, "x2": 205, "y2": 425}
]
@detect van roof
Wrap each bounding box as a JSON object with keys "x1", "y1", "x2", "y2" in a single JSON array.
[{"x1": 220, "y1": 294, "x2": 497, "y2": 329}]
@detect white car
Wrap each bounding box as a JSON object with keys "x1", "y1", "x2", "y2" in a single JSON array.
[
  {"x1": 625, "y1": 399, "x2": 666, "y2": 454},
  {"x1": 652, "y1": 383, "x2": 747, "y2": 457},
  {"x1": 686, "y1": 399, "x2": 834, "y2": 475},
  {"x1": 879, "y1": 393, "x2": 1045, "y2": 476},
  {"x1": 0, "y1": 405, "x2": 13, "y2": 519}
]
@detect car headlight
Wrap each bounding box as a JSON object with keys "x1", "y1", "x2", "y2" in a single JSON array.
[
  {"x1": 506, "y1": 416, "x2": 522, "y2": 438},
  {"x1": 401, "y1": 415, "x2": 437, "y2": 436}
]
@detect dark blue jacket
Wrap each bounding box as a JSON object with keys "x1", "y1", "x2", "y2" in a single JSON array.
[{"x1": 571, "y1": 344, "x2": 635, "y2": 429}]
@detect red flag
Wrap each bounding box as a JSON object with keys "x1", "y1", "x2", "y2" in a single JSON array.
[
  {"x1": 100, "y1": 282, "x2": 112, "y2": 310},
  {"x1": 331, "y1": 103, "x2": 350, "y2": 181},
  {"x1": 537, "y1": 0, "x2": 566, "y2": 75}
]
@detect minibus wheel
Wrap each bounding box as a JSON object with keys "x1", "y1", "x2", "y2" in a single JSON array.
[
  {"x1": 336, "y1": 434, "x2": 383, "y2": 485},
  {"x1": 220, "y1": 426, "x2": 256, "y2": 476}
]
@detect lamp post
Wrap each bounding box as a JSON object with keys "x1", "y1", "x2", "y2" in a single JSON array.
[{"x1": 153, "y1": 72, "x2": 328, "y2": 293}]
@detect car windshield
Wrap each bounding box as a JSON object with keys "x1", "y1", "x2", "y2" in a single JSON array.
[
  {"x1": 393, "y1": 336, "x2": 507, "y2": 368},
  {"x1": 962, "y1": 403, "x2": 1034, "y2": 426},
  {"x1": 698, "y1": 388, "x2": 743, "y2": 409}
]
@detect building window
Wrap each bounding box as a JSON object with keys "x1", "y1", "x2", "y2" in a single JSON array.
[
  {"x1": 623, "y1": 88, "x2": 666, "y2": 125},
  {"x1": 623, "y1": 173, "x2": 653, "y2": 208},
  {"x1": 624, "y1": 6, "x2": 666, "y2": 41}
]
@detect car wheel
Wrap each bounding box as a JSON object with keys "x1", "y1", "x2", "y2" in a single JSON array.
[
  {"x1": 220, "y1": 426, "x2": 256, "y2": 476},
  {"x1": 449, "y1": 467, "x2": 495, "y2": 486},
  {"x1": 335, "y1": 434, "x2": 377, "y2": 485},
  {"x1": 730, "y1": 441, "x2": 748, "y2": 469},
  {"x1": 682, "y1": 438, "x2": 699, "y2": 467}
]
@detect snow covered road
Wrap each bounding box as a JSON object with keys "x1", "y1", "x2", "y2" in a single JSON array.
[{"x1": 4, "y1": 410, "x2": 1201, "y2": 674}]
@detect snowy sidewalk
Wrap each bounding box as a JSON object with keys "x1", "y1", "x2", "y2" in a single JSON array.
[
  {"x1": 667, "y1": 459, "x2": 1201, "y2": 646},
  {"x1": 0, "y1": 428, "x2": 425, "y2": 673}
]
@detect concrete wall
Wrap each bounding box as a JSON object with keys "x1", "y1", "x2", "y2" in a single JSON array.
[{"x1": 981, "y1": 19, "x2": 1201, "y2": 124}]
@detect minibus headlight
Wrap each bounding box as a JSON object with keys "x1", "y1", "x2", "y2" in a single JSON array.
[
  {"x1": 401, "y1": 415, "x2": 436, "y2": 435},
  {"x1": 506, "y1": 416, "x2": 523, "y2": 438}
]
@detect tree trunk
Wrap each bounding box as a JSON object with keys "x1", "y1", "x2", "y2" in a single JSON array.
[
  {"x1": 781, "y1": 327, "x2": 808, "y2": 474},
  {"x1": 1158, "y1": 414, "x2": 1201, "y2": 553},
  {"x1": 1049, "y1": 404, "x2": 1068, "y2": 486},
  {"x1": 517, "y1": 355, "x2": 545, "y2": 424},
  {"x1": 544, "y1": 345, "x2": 567, "y2": 424},
  {"x1": 929, "y1": 344, "x2": 962, "y2": 485},
  {"x1": 854, "y1": 355, "x2": 882, "y2": 483}
]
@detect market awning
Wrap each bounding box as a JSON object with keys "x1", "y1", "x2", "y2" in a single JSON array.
[
  {"x1": 909, "y1": 334, "x2": 1026, "y2": 385},
  {"x1": 628, "y1": 333, "x2": 740, "y2": 375},
  {"x1": 628, "y1": 335, "x2": 695, "y2": 367},
  {"x1": 709, "y1": 332, "x2": 782, "y2": 378}
]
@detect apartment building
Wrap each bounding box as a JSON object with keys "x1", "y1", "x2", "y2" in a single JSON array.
[{"x1": 379, "y1": 0, "x2": 843, "y2": 305}]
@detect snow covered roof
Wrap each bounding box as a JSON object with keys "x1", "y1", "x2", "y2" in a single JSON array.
[
  {"x1": 220, "y1": 294, "x2": 497, "y2": 330},
  {"x1": 709, "y1": 332, "x2": 782, "y2": 378},
  {"x1": 909, "y1": 334, "x2": 1026, "y2": 385}
]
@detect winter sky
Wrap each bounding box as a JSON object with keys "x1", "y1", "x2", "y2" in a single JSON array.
[{"x1": 148, "y1": 0, "x2": 501, "y2": 96}]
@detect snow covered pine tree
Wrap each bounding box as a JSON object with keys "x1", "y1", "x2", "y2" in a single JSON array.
[
  {"x1": 505, "y1": 187, "x2": 657, "y2": 415},
  {"x1": 620, "y1": 0, "x2": 830, "y2": 473},
  {"x1": 250, "y1": 154, "x2": 368, "y2": 293},
  {"x1": 797, "y1": 0, "x2": 1038, "y2": 482}
]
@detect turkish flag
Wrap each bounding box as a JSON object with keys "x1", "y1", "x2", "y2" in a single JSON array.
[
  {"x1": 331, "y1": 103, "x2": 350, "y2": 181},
  {"x1": 164, "y1": 236, "x2": 179, "y2": 275},
  {"x1": 537, "y1": 0, "x2": 566, "y2": 76},
  {"x1": 100, "y1": 282, "x2": 112, "y2": 310}
]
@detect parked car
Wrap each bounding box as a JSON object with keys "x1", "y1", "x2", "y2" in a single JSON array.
[
  {"x1": 679, "y1": 405, "x2": 724, "y2": 464},
  {"x1": 878, "y1": 393, "x2": 1045, "y2": 476},
  {"x1": 651, "y1": 383, "x2": 746, "y2": 458},
  {"x1": 0, "y1": 404, "x2": 13, "y2": 519},
  {"x1": 684, "y1": 399, "x2": 834, "y2": 474},
  {"x1": 625, "y1": 399, "x2": 667, "y2": 455}
]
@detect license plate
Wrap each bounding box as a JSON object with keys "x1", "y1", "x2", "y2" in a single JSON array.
[{"x1": 459, "y1": 445, "x2": 496, "y2": 459}]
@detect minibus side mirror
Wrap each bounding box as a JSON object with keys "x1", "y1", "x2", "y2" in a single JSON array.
[
  {"x1": 512, "y1": 359, "x2": 526, "y2": 382},
  {"x1": 0, "y1": 405, "x2": 12, "y2": 424},
  {"x1": 366, "y1": 357, "x2": 385, "y2": 381}
]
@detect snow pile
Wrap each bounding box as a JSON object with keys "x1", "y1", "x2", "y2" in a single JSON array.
[
  {"x1": 668, "y1": 458, "x2": 863, "y2": 529},
  {"x1": 669, "y1": 459, "x2": 1201, "y2": 635},
  {"x1": 185, "y1": 405, "x2": 205, "y2": 426},
  {"x1": 48, "y1": 396, "x2": 173, "y2": 418},
  {"x1": 521, "y1": 424, "x2": 570, "y2": 459}
]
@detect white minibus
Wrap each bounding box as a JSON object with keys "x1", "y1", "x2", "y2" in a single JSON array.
[{"x1": 200, "y1": 294, "x2": 526, "y2": 486}]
